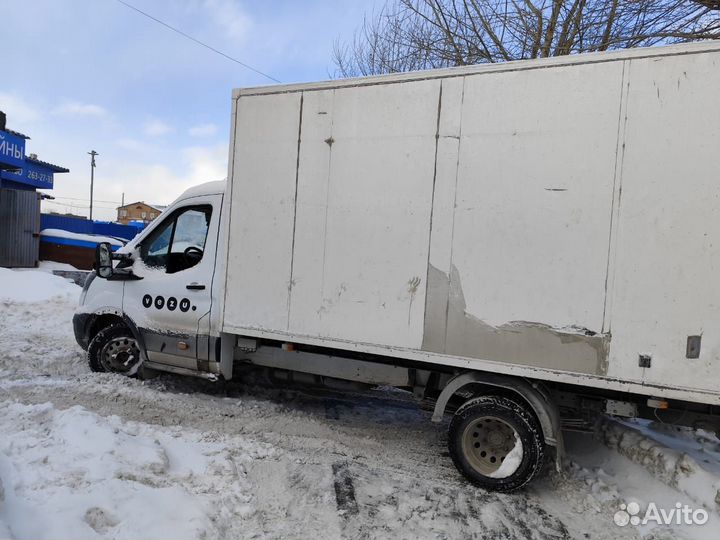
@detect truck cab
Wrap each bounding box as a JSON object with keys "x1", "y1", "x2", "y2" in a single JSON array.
[{"x1": 73, "y1": 180, "x2": 225, "y2": 379}]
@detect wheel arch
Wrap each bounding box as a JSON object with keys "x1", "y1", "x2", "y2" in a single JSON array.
[
  {"x1": 84, "y1": 310, "x2": 148, "y2": 361},
  {"x1": 432, "y1": 371, "x2": 564, "y2": 470}
]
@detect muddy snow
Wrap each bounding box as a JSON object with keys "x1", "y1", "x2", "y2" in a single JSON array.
[{"x1": 1, "y1": 269, "x2": 719, "y2": 539}]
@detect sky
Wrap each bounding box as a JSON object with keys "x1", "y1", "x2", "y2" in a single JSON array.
[{"x1": 1, "y1": 0, "x2": 376, "y2": 220}]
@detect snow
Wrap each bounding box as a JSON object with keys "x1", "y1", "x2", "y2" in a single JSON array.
[
  {"x1": 37, "y1": 261, "x2": 80, "y2": 273},
  {"x1": 564, "y1": 428, "x2": 720, "y2": 540},
  {"x1": 489, "y1": 431, "x2": 524, "y2": 478},
  {"x1": 1, "y1": 266, "x2": 719, "y2": 540},
  {"x1": 599, "y1": 418, "x2": 720, "y2": 520},
  {"x1": 40, "y1": 229, "x2": 125, "y2": 247},
  {"x1": 0, "y1": 401, "x2": 265, "y2": 540},
  {"x1": 0, "y1": 267, "x2": 80, "y2": 303}
]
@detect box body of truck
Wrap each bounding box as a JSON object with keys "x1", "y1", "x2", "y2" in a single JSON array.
[{"x1": 221, "y1": 41, "x2": 720, "y2": 407}]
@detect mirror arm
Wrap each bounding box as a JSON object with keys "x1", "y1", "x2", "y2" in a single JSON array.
[
  {"x1": 111, "y1": 251, "x2": 133, "y2": 262},
  {"x1": 107, "y1": 268, "x2": 143, "y2": 281}
]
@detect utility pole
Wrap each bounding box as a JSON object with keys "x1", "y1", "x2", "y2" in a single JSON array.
[{"x1": 88, "y1": 150, "x2": 98, "y2": 221}]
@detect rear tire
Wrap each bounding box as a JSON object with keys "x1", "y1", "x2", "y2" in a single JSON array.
[
  {"x1": 88, "y1": 324, "x2": 142, "y2": 376},
  {"x1": 448, "y1": 395, "x2": 545, "y2": 492}
]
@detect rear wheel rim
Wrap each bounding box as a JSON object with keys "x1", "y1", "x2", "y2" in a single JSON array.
[
  {"x1": 461, "y1": 416, "x2": 518, "y2": 476},
  {"x1": 100, "y1": 336, "x2": 141, "y2": 374}
]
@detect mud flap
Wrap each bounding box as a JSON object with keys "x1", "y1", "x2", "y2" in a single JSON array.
[{"x1": 219, "y1": 332, "x2": 234, "y2": 380}]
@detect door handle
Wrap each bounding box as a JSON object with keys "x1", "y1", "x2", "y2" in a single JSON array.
[{"x1": 186, "y1": 283, "x2": 205, "y2": 290}]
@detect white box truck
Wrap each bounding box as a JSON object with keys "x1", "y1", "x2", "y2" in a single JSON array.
[{"x1": 75, "y1": 41, "x2": 720, "y2": 492}]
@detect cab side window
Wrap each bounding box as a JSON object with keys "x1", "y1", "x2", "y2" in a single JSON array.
[
  {"x1": 140, "y1": 205, "x2": 212, "y2": 274},
  {"x1": 143, "y1": 220, "x2": 173, "y2": 268}
]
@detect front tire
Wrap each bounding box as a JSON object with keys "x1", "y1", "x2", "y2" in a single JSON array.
[
  {"x1": 88, "y1": 324, "x2": 143, "y2": 376},
  {"x1": 448, "y1": 395, "x2": 545, "y2": 492}
]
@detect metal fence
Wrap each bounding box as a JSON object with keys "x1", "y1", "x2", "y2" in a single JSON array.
[
  {"x1": 40, "y1": 213, "x2": 143, "y2": 240},
  {"x1": 0, "y1": 188, "x2": 40, "y2": 267}
]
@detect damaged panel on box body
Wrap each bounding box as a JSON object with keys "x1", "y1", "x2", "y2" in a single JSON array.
[
  {"x1": 421, "y1": 77, "x2": 465, "y2": 354},
  {"x1": 450, "y1": 62, "x2": 623, "y2": 330},
  {"x1": 422, "y1": 62, "x2": 623, "y2": 376},
  {"x1": 607, "y1": 52, "x2": 720, "y2": 392}
]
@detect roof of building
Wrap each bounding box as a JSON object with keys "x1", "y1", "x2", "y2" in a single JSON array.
[
  {"x1": 4, "y1": 128, "x2": 30, "y2": 140},
  {"x1": 25, "y1": 156, "x2": 69, "y2": 173},
  {"x1": 116, "y1": 201, "x2": 166, "y2": 212}
]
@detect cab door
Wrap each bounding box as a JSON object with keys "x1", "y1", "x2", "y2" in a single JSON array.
[{"x1": 123, "y1": 194, "x2": 221, "y2": 371}]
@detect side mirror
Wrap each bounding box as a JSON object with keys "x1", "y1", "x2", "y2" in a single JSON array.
[{"x1": 95, "y1": 242, "x2": 113, "y2": 279}]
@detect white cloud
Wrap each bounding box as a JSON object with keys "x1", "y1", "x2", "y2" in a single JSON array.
[
  {"x1": 116, "y1": 138, "x2": 144, "y2": 150},
  {"x1": 188, "y1": 123, "x2": 218, "y2": 137},
  {"x1": 0, "y1": 92, "x2": 41, "y2": 125},
  {"x1": 53, "y1": 101, "x2": 106, "y2": 117},
  {"x1": 43, "y1": 143, "x2": 226, "y2": 222},
  {"x1": 144, "y1": 119, "x2": 173, "y2": 137},
  {"x1": 183, "y1": 144, "x2": 227, "y2": 182},
  {"x1": 204, "y1": 0, "x2": 252, "y2": 42},
  {"x1": 99, "y1": 143, "x2": 227, "y2": 213}
]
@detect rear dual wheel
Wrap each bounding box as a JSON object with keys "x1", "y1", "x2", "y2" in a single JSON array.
[{"x1": 448, "y1": 395, "x2": 546, "y2": 492}]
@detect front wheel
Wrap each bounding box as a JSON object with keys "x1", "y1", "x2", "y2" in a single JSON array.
[
  {"x1": 88, "y1": 324, "x2": 143, "y2": 376},
  {"x1": 448, "y1": 395, "x2": 546, "y2": 492}
]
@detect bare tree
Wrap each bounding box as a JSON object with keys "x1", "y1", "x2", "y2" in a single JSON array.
[{"x1": 333, "y1": 0, "x2": 720, "y2": 77}]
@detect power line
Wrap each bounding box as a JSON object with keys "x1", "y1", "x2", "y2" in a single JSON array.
[
  {"x1": 43, "y1": 202, "x2": 119, "y2": 210},
  {"x1": 113, "y1": 0, "x2": 281, "y2": 83},
  {"x1": 52, "y1": 196, "x2": 121, "y2": 205},
  {"x1": 43, "y1": 199, "x2": 119, "y2": 209}
]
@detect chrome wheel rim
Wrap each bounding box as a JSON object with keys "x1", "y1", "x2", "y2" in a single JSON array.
[
  {"x1": 461, "y1": 416, "x2": 518, "y2": 476},
  {"x1": 100, "y1": 336, "x2": 141, "y2": 374}
]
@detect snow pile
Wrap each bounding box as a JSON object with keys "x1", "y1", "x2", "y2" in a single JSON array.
[
  {"x1": 564, "y1": 429, "x2": 720, "y2": 540},
  {"x1": 0, "y1": 267, "x2": 79, "y2": 303},
  {"x1": 0, "y1": 401, "x2": 272, "y2": 540},
  {"x1": 40, "y1": 229, "x2": 124, "y2": 247},
  {"x1": 489, "y1": 431, "x2": 524, "y2": 478},
  {"x1": 600, "y1": 418, "x2": 720, "y2": 515},
  {"x1": 37, "y1": 261, "x2": 79, "y2": 273},
  {"x1": 0, "y1": 281, "x2": 85, "y2": 380}
]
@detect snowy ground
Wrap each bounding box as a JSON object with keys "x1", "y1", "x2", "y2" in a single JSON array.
[{"x1": 1, "y1": 266, "x2": 719, "y2": 539}]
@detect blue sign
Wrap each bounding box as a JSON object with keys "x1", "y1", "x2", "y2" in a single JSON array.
[
  {"x1": 0, "y1": 130, "x2": 26, "y2": 169},
  {"x1": 0, "y1": 161, "x2": 55, "y2": 189}
]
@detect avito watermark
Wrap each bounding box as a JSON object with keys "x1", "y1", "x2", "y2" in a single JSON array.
[{"x1": 614, "y1": 501, "x2": 709, "y2": 527}]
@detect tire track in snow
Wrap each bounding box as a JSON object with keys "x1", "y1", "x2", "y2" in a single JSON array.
[
  {"x1": 332, "y1": 461, "x2": 359, "y2": 517},
  {"x1": 0, "y1": 374, "x2": 630, "y2": 540}
]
